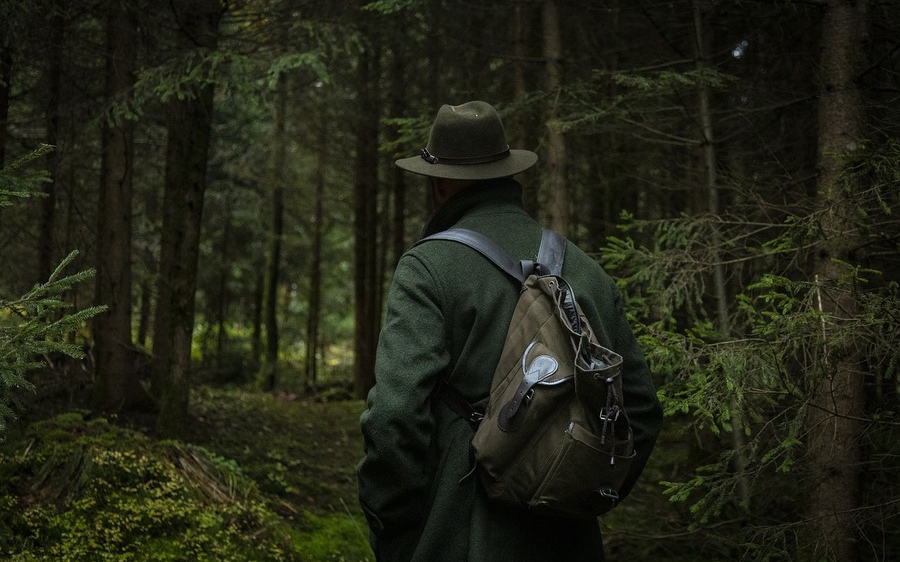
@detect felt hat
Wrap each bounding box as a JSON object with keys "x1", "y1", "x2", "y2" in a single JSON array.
[{"x1": 396, "y1": 101, "x2": 538, "y2": 180}]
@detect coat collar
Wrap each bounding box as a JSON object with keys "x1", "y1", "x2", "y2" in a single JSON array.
[{"x1": 422, "y1": 178, "x2": 525, "y2": 237}]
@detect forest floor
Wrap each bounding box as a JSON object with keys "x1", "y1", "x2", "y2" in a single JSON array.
[
  {"x1": 2, "y1": 373, "x2": 684, "y2": 561},
  {"x1": 186, "y1": 386, "x2": 374, "y2": 560},
  {"x1": 1, "y1": 379, "x2": 374, "y2": 561},
  {"x1": 188, "y1": 387, "x2": 366, "y2": 520}
]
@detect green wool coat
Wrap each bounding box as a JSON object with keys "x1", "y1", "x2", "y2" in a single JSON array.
[{"x1": 357, "y1": 179, "x2": 663, "y2": 562}]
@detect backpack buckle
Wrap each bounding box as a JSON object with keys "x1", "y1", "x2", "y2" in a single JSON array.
[
  {"x1": 599, "y1": 406, "x2": 621, "y2": 422},
  {"x1": 597, "y1": 487, "x2": 619, "y2": 500}
]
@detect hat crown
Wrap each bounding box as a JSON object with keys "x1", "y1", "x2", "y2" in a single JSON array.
[
  {"x1": 394, "y1": 100, "x2": 537, "y2": 180},
  {"x1": 426, "y1": 101, "x2": 509, "y2": 160}
]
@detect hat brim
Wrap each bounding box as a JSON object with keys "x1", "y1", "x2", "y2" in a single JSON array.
[{"x1": 396, "y1": 149, "x2": 538, "y2": 180}]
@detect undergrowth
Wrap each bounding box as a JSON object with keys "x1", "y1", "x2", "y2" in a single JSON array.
[{"x1": 0, "y1": 389, "x2": 373, "y2": 561}]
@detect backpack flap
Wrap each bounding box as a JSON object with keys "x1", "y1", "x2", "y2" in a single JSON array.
[{"x1": 471, "y1": 274, "x2": 574, "y2": 469}]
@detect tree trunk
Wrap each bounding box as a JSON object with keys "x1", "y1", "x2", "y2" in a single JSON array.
[
  {"x1": 136, "y1": 280, "x2": 151, "y2": 348},
  {"x1": 388, "y1": 24, "x2": 408, "y2": 270},
  {"x1": 257, "y1": 71, "x2": 287, "y2": 391},
  {"x1": 805, "y1": 2, "x2": 867, "y2": 561},
  {"x1": 37, "y1": 13, "x2": 63, "y2": 283},
  {"x1": 352, "y1": 33, "x2": 380, "y2": 400},
  {"x1": 199, "y1": 208, "x2": 232, "y2": 368},
  {"x1": 306, "y1": 104, "x2": 326, "y2": 389},
  {"x1": 542, "y1": 0, "x2": 568, "y2": 234},
  {"x1": 152, "y1": 0, "x2": 222, "y2": 438},
  {"x1": 137, "y1": 181, "x2": 160, "y2": 350},
  {"x1": 214, "y1": 212, "x2": 231, "y2": 363},
  {"x1": 587, "y1": 0, "x2": 619, "y2": 250},
  {"x1": 0, "y1": 36, "x2": 11, "y2": 167},
  {"x1": 691, "y1": 0, "x2": 750, "y2": 507},
  {"x1": 510, "y1": 0, "x2": 537, "y2": 216},
  {"x1": 251, "y1": 270, "x2": 263, "y2": 362},
  {"x1": 93, "y1": 0, "x2": 152, "y2": 413}
]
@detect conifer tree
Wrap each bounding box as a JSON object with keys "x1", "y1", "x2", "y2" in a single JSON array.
[{"x1": 0, "y1": 148, "x2": 105, "y2": 441}]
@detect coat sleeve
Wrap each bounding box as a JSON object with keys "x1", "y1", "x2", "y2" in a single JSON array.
[{"x1": 357, "y1": 253, "x2": 450, "y2": 558}]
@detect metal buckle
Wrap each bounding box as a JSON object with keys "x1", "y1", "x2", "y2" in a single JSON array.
[
  {"x1": 599, "y1": 406, "x2": 621, "y2": 422},
  {"x1": 597, "y1": 488, "x2": 619, "y2": 501}
]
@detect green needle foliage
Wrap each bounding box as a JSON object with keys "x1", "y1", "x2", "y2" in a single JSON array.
[
  {"x1": 0, "y1": 250, "x2": 106, "y2": 438},
  {"x1": 600, "y1": 142, "x2": 900, "y2": 560},
  {"x1": 0, "y1": 148, "x2": 107, "y2": 442}
]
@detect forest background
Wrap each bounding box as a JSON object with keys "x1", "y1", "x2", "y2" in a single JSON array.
[{"x1": 0, "y1": 0, "x2": 898, "y2": 561}]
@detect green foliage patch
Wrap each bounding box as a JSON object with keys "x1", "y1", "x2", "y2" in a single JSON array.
[
  {"x1": 289, "y1": 511, "x2": 372, "y2": 562},
  {"x1": 1, "y1": 390, "x2": 373, "y2": 561},
  {"x1": 597, "y1": 143, "x2": 900, "y2": 560},
  {"x1": 0, "y1": 412, "x2": 300, "y2": 561},
  {"x1": 1, "y1": 148, "x2": 106, "y2": 443}
]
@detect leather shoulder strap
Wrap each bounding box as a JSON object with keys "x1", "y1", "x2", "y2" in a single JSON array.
[
  {"x1": 419, "y1": 228, "x2": 527, "y2": 282},
  {"x1": 417, "y1": 228, "x2": 566, "y2": 282}
]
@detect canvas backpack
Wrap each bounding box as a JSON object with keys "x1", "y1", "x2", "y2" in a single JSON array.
[{"x1": 419, "y1": 228, "x2": 636, "y2": 518}]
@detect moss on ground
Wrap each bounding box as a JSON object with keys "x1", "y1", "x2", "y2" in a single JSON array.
[{"x1": 0, "y1": 388, "x2": 373, "y2": 561}]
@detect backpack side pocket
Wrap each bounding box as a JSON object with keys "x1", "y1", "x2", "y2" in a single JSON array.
[{"x1": 529, "y1": 421, "x2": 636, "y2": 517}]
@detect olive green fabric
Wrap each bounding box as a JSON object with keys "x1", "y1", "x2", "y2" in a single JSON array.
[
  {"x1": 357, "y1": 179, "x2": 663, "y2": 562},
  {"x1": 395, "y1": 101, "x2": 537, "y2": 180},
  {"x1": 466, "y1": 269, "x2": 634, "y2": 517}
]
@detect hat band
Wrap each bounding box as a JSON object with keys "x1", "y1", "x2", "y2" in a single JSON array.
[{"x1": 420, "y1": 147, "x2": 511, "y2": 166}]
